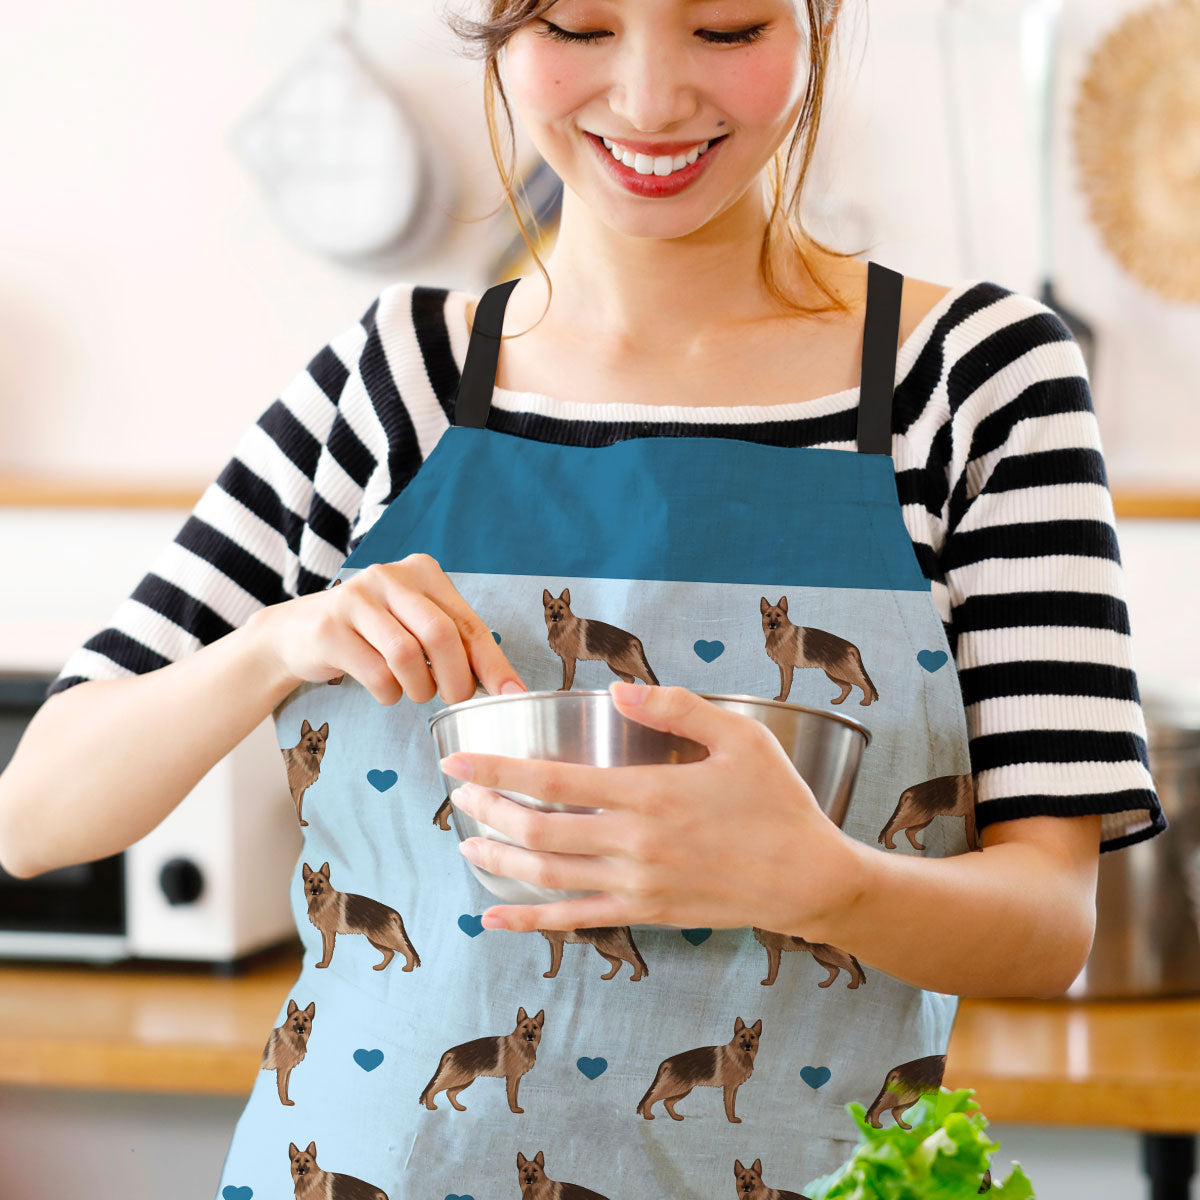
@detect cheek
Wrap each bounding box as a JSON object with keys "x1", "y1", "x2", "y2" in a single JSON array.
[
  {"x1": 503, "y1": 36, "x2": 596, "y2": 120},
  {"x1": 719, "y1": 49, "x2": 810, "y2": 126}
]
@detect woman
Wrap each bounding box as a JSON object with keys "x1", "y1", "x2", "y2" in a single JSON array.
[{"x1": 1, "y1": 1, "x2": 1165, "y2": 1197}]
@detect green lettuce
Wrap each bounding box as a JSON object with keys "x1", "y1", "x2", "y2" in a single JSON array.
[{"x1": 802, "y1": 1086, "x2": 1036, "y2": 1199}]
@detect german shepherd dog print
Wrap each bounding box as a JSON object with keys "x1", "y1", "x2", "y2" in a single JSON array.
[
  {"x1": 433, "y1": 793, "x2": 453, "y2": 830},
  {"x1": 419, "y1": 1006, "x2": 545, "y2": 1114},
  {"x1": 542, "y1": 587, "x2": 659, "y2": 689},
  {"x1": 301, "y1": 861, "x2": 420, "y2": 972},
  {"x1": 878, "y1": 772, "x2": 979, "y2": 852},
  {"x1": 517, "y1": 1150, "x2": 612, "y2": 1200},
  {"x1": 865, "y1": 1055, "x2": 994, "y2": 1194},
  {"x1": 760, "y1": 597, "x2": 877, "y2": 706},
  {"x1": 751, "y1": 928, "x2": 866, "y2": 989},
  {"x1": 282, "y1": 720, "x2": 330, "y2": 826},
  {"x1": 261, "y1": 998, "x2": 316, "y2": 1105},
  {"x1": 287, "y1": 1139, "x2": 388, "y2": 1200},
  {"x1": 539, "y1": 927, "x2": 648, "y2": 981},
  {"x1": 733, "y1": 1158, "x2": 812, "y2": 1200},
  {"x1": 637, "y1": 1016, "x2": 762, "y2": 1123},
  {"x1": 864, "y1": 1053, "x2": 946, "y2": 1129},
  {"x1": 323, "y1": 576, "x2": 346, "y2": 685}
]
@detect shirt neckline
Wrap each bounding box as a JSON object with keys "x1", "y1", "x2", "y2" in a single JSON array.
[{"x1": 472, "y1": 277, "x2": 984, "y2": 425}]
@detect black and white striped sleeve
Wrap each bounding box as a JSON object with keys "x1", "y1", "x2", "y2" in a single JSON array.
[
  {"x1": 43, "y1": 295, "x2": 391, "y2": 702},
  {"x1": 938, "y1": 287, "x2": 1166, "y2": 853}
]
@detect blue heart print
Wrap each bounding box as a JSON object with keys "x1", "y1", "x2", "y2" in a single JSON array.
[
  {"x1": 800, "y1": 1065, "x2": 832, "y2": 1090},
  {"x1": 681, "y1": 928, "x2": 712, "y2": 946},
  {"x1": 367, "y1": 769, "x2": 398, "y2": 792},
  {"x1": 916, "y1": 649, "x2": 948, "y2": 673},
  {"x1": 222, "y1": 1188, "x2": 253, "y2": 1200},
  {"x1": 445, "y1": 1195, "x2": 475, "y2": 1200},
  {"x1": 577, "y1": 1056, "x2": 608, "y2": 1079},
  {"x1": 492, "y1": 630, "x2": 501, "y2": 644},
  {"x1": 353, "y1": 1048, "x2": 384, "y2": 1072},
  {"x1": 693, "y1": 639, "x2": 725, "y2": 663},
  {"x1": 457, "y1": 913, "x2": 485, "y2": 937}
]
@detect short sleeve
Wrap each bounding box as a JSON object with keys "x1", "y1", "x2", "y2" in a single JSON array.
[
  {"x1": 939, "y1": 292, "x2": 1167, "y2": 853},
  {"x1": 43, "y1": 296, "x2": 385, "y2": 702}
]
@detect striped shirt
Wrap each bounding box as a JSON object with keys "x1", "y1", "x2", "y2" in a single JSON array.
[{"x1": 45, "y1": 277, "x2": 1167, "y2": 855}]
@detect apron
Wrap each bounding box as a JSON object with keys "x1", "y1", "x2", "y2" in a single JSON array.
[{"x1": 214, "y1": 261, "x2": 977, "y2": 1200}]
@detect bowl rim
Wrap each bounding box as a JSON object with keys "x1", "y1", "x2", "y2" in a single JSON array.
[{"x1": 427, "y1": 687, "x2": 871, "y2": 744}]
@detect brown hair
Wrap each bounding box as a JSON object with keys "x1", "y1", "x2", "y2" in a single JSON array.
[{"x1": 444, "y1": 0, "x2": 868, "y2": 333}]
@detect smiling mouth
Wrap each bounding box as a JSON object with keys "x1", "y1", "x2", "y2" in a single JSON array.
[{"x1": 586, "y1": 130, "x2": 729, "y2": 174}]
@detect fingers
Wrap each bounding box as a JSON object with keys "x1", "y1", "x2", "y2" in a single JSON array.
[
  {"x1": 410, "y1": 556, "x2": 528, "y2": 697},
  {"x1": 450, "y1": 783, "x2": 625, "y2": 856},
  {"x1": 609, "y1": 681, "x2": 726, "y2": 754},
  {"x1": 460, "y1": 834, "x2": 618, "y2": 897},
  {"x1": 322, "y1": 621, "x2": 407, "y2": 706},
  {"x1": 345, "y1": 590, "x2": 444, "y2": 700},
  {"x1": 440, "y1": 751, "x2": 677, "y2": 812},
  {"x1": 479, "y1": 892, "x2": 627, "y2": 934}
]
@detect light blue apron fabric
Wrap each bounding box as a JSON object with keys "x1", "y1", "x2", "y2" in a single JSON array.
[{"x1": 213, "y1": 263, "x2": 976, "y2": 1200}]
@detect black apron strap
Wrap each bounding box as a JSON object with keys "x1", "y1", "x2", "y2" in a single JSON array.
[
  {"x1": 856, "y1": 260, "x2": 905, "y2": 455},
  {"x1": 452, "y1": 277, "x2": 521, "y2": 429}
]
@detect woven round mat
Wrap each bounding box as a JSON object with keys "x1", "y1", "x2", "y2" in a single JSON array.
[{"x1": 1072, "y1": 0, "x2": 1200, "y2": 303}]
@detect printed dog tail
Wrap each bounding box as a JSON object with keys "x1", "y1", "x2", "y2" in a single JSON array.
[
  {"x1": 878, "y1": 790, "x2": 910, "y2": 845},
  {"x1": 393, "y1": 911, "x2": 420, "y2": 967},
  {"x1": 851, "y1": 645, "x2": 878, "y2": 702},
  {"x1": 636, "y1": 1065, "x2": 664, "y2": 1115},
  {"x1": 630, "y1": 939, "x2": 649, "y2": 978}
]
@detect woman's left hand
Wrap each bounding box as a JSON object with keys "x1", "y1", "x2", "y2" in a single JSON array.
[{"x1": 438, "y1": 680, "x2": 855, "y2": 935}]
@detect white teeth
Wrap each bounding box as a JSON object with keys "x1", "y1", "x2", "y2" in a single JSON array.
[{"x1": 600, "y1": 135, "x2": 712, "y2": 176}]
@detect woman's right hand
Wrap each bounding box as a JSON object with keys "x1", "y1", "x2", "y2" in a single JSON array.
[{"x1": 247, "y1": 553, "x2": 528, "y2": 706}]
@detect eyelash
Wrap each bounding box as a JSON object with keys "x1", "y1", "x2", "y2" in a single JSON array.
[{"x1": 536, "y1": 20, "x2": 769, "y2": 46}]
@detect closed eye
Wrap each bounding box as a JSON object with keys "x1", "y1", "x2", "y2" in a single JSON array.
[{"x1": 536, "y1": 20, "x2": 769, "y2": 46}]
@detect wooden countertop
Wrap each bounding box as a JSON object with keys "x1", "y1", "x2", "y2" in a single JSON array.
[{"x1": 1, "y1": 940, "x2": 1198, "y2": 1131}]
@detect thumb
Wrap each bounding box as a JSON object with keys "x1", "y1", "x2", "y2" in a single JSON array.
[{"x1": 608, "y1": 681, "x2": 727, "y2": 752}]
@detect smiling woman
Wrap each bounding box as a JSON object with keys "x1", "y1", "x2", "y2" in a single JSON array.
[
  {"x1": 447, "y1": 0, "x2": 854, "y2": 324},
  {"x1": 5, "y1": 1, "x2": 1165, "y2": 1199}
]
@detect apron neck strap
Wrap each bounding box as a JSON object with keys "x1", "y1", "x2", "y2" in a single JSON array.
[
  {"x1": 452, "y1": 277, "x2": 520, "y2": 429},
  {"x1": 453, "y1": 263, "x2": 905, "y2": 450},
  {"x1": 856, "y1": 260, "x2": 905, "y2": 456}
]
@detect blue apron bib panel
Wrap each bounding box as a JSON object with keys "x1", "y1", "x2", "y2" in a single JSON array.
[{"x1": 213, "y1": 264, "x2": 977, "y2": 1200}]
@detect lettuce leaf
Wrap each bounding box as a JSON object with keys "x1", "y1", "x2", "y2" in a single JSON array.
[{"x1": 802, "y1": 1086, "x2": 1036, "y2": 1199}]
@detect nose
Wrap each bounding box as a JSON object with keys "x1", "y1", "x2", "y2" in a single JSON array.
[{"x1": 603, "y1": 31, "x2": 701, "y2": 136}]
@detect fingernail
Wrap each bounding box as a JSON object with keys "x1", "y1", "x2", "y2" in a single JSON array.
[{"x1": 500, "y1": 680, "x2": 526, "y2": 695}]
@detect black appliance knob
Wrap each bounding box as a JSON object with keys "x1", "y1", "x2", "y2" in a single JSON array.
[{"x1": 159, "y1": 857, "x2": 204, "y2": 905}]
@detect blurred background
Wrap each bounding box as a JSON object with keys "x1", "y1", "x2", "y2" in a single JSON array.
[{"x1": 1, "y1": 0, "x2": 1198, "y2": 1196}]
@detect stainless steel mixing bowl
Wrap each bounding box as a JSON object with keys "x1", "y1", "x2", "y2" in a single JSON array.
[{"x1": 428, "y1": 688, "x2": 870, "y2": 906}]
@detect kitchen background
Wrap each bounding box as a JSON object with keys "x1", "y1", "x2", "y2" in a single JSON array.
[{"x1": 1, "y1": 0, "x2": 1198, "y2": 1196}]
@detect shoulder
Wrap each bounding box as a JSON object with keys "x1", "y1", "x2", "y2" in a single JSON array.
[{"x1": 348, "y1": 279, "x2": 473, "y2": 402}]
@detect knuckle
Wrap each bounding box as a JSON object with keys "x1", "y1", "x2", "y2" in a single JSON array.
[
  {"x1": 402, "y1": 551, "x2": 439, "y2": 575},
  {"x1": 527, "y1": 855, "x2": 555, "y2": 888},
  {"x1": 535, "y1": 772, "x2": 566, "y2": 807},
  {"x1": 422, "y1": 613, "x2": 462, "y2": 651},
  {"x1": 382, "y1": 632, "x2": 421, "y2": 667},
  {"x1": 516, "y1": 810, "x2": 544, "y2": 851}
]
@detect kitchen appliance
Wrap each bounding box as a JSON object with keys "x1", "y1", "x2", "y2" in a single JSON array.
[
  {"x1": 0, "y1": 670, "x2": 302, "y2": 969},
  {"x1": 429, "y1": 687, "x2": 871, "y2": 906},
  {"x1": 1066, "y1": 682, "x2": 1200, "y2": 999}
]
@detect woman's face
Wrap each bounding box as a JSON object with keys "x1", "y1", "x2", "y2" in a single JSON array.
[{"x1": 502, "y1": 0, "x2": 815, "y2": 239}]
